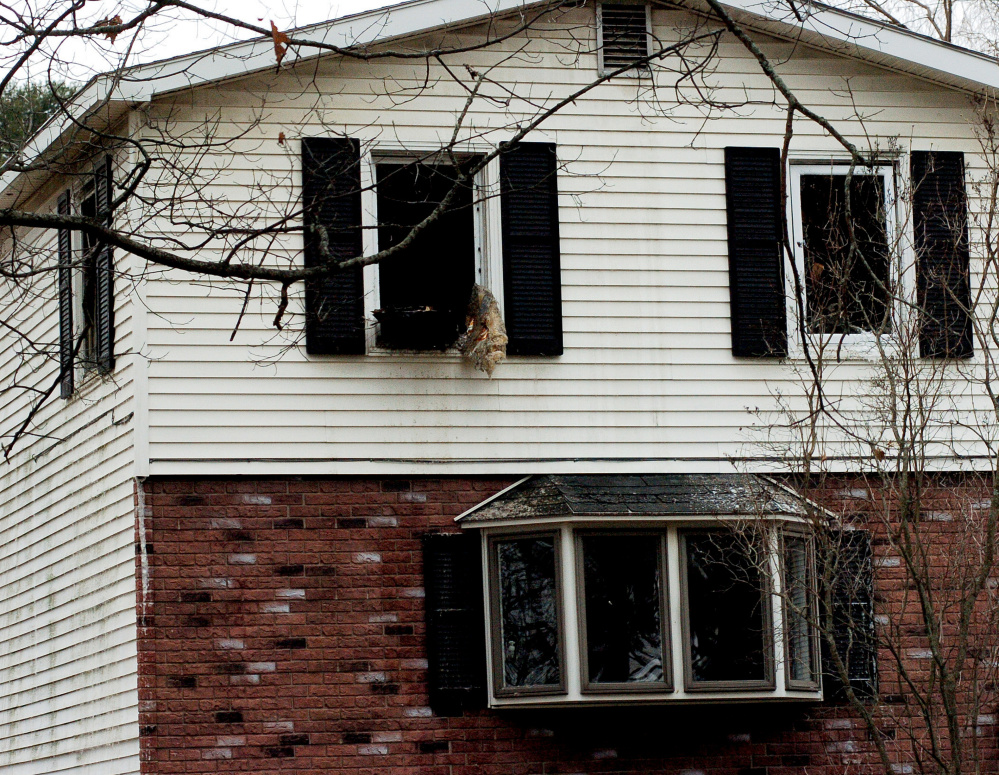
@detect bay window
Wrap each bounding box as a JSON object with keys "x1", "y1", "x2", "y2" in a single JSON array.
[{"x1": 481, "y1": 522, "x2": 821, "y2": 707}]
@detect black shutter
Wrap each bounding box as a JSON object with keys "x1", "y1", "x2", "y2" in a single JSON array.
[
  {"x1": 302, "y1": 137, "x2": 365, "y2": 355},
  {"x1": 422, "y1": 532, "x2": 486, "y2": 715},
  {"x1": 500, "y1": 142, "x2": 563, "y2": 356},
  {"x1": 94, "y1": 155, "x2": 115, "y2": 372},
  {"x1": 822, "y1": 529, "x2": 877, "y2": 702},
  {"x1": 912, "y1": 151, "x2": 973, "y2": 358},
  {"x1": 57, "y1": 190, "x2": 74, "y2": 399},
  {"x1": 724, "y1": 147, "x2": 787, "y2": 357}
]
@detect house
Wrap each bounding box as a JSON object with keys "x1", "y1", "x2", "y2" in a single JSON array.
[{"x1": 1, "y1": 0, "x2": 997, "y2": 771}]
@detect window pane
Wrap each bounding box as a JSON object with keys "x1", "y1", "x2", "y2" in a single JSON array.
[
  {"x1": 496, "y1": 537, "x2": 561, "y2": 688},
  {"x1": 801, "y1": 173, "x2": 890, "y2": 334},
  {"x1": 784, "y1": 535, "x2": 814, "y2": 684},
  {"x1": 582, "y1": 535, "x2": 665, "y2": 685},
  {"x1": 685, "y1": 532, "x2": 768, "y2": 684}
]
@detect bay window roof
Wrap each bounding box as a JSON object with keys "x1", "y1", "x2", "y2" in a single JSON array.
[{"x1": 456, "y1": 473, "x2": 812, "y2": 525}]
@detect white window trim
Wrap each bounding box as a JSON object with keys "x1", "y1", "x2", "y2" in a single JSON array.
[
  {"x1": 479, "y1": 516, "x2": 822, "y2": 708},
  {"x1": 786, "y1": 160, "x2": 913, "y2": 361},
  {"x1": 359, "y1": 143, "x2": 504, "y2": 356}
]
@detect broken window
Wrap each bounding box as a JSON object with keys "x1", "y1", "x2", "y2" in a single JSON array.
[
  {"x1": 374, "y1": 160, "x2": 477, "y2": 350},
  {"x1": 791, "y1": 164, "x2": 895, "y2": 338}
]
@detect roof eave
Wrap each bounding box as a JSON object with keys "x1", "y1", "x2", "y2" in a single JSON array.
[{"x1": 701, "y1": 0, "x2": 999, "y2": 93}]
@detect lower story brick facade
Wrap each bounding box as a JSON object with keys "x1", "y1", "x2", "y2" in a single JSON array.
[{"x1": 135, "y1": 475, "x2": 998, "y2": 774}]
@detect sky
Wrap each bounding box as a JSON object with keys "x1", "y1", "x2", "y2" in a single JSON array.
[
  {"x1": 151, "y1": 0, "x2": 395, "y2": 57},
  {"x1": 19, "y1": 0, "x2": 401, "y2": 85}
]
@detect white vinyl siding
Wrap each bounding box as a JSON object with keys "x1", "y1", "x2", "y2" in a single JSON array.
[
  {"x1": 0, "y1": 169, "x2": 139, "y2": 774},
  {"x1": 132, "y1": 5, "x2": 987, "y2": 474}
]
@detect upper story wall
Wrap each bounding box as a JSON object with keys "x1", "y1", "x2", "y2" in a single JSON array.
[
  {"x1": 136, "y1": 3, "x2": 994, "y2": 476},
  {"x1": 0, "y1": 149, "x2": 140, "y2": 773}
]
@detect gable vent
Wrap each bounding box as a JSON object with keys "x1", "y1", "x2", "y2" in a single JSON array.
[{"x1": 599, "y1": 3, "x2": 650, "y2": 73}]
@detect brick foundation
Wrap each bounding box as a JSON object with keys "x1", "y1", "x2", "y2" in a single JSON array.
[{"x1": 136, "y1": 475, "x2": 996, "y2": 774}]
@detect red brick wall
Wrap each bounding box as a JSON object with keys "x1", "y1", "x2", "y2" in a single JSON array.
[{"x1": 136, "y1": 476, "x2": 993, "y2": 775}]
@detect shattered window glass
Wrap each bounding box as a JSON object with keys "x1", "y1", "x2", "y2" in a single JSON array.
[
  {"x1": 496, "y1": 536, "x2": 561, "y2": 688},
  {"x1": 684, "y1": 532, "x2": 768, "y2": 685},
  {"x1": 582, "y1": 534, "x2": 666, "y2": 685},
  {"x1": 801, "y1": 173, "x2": 890, "y2": 335}
]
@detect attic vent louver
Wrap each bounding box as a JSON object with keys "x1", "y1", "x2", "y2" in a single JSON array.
[{"x1": 599, "y1": 3, "x2": 651, "y2": 74}]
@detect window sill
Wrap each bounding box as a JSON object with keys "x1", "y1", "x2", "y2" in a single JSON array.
[
  {"x1": 789, "y1": 334, "x2": 902, "y2": 362},
  {"x1": 366, "y1": 345, "x2": 463, "y2": 359},
  {"x1": 489, "y1": 688, "x2": 823, "y2": 709},
  {"x1": 70, "y1": 363, "x2": 114, "y2": 400}
]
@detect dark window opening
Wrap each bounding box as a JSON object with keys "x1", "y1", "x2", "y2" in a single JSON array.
[
  {"x1": 581, "y1": 533, "x2": 668, "y2": 688},
  {"x1": 801, "y1": 173, "x2": 890, "y2": 335},
  {"x1": 375, "y1": 161, "x2": 477, "y2": 350},
  {"x1": 79, "y1": 190, "x2": 99, "y2": 366},
  {"x1": 493, "y1": 535, "x2": 562, "y2": 692},
  {"x1": 683, "y1": 532, "x2": 770, "y2": 688}
]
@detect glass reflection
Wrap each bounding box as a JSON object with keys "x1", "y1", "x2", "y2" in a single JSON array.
[{"x1": 497, "y1": 536, "x2": 560, "y2": 688}]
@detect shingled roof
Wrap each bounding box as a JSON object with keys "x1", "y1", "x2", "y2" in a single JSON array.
[{"x1": 456, "y1": 474, "x2": 809, "y2": 524}]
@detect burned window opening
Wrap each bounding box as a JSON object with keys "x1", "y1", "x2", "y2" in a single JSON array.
[
  {"x1": 795, "y1": 167, "x2": 893, "y2": 337},
  {"x1": 374, "y1": 160, "x2": 478, "y2": 351}
]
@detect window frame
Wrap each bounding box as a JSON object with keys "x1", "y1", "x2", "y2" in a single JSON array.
[
  {"x1": 678, "y1": 528, "x2": 777, "y2": 693},
  {"x1": 359, "y1": 145, "x2": 505, "y2": 355},
  {"x1": 575, "y1": 529, "x2": 673, "y2": 695},
  {"x1": 787, "y1": 159, "x2": 907, "y2": 359},
  {"x1": 487, "y1": 530, "x2": 568, "y2": 699}
]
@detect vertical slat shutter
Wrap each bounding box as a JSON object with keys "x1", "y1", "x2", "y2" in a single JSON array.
[
  {"x1": 500, "y1": 142, "x2": 563, "y2": 356},
  {"x1": 302, "y1": 137, "x2": 365, "y2": 355},
  {"x1": 94, "y1": 155, "x2": 115, "y2": 372},
  {"x1": 912, "y1": 151, "x2": 973, "y2": 359},
  {"x1": 57, "y1": 191, "x2": 73, "y2": 399},
  {"x1": 422, "y1": 532, "x2": 486, "y2": 715},
  {"x1": 822, "y1": 529, "x2": 877, "y2": 701},
  {"x1": 724, "y1": 147, "x2": 787, "y2": 357}
]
